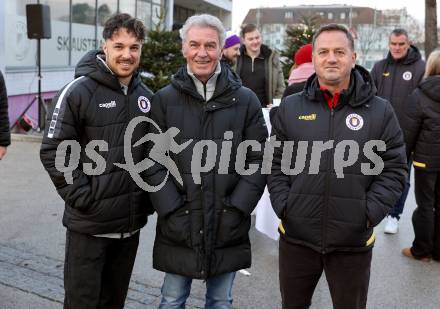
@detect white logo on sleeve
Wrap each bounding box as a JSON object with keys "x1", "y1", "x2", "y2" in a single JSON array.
[
  {"x1": 403, "y1": 71, "x2": 412, "y2": 81},
  {"x1": 138, "y1": 96, "x2": 151, "y2": 113},
  {"x1": 346, "y1": 113, "x2": 364, "y2": 131}
]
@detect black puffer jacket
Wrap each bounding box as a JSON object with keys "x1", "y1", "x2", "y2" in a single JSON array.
[
  {"x1": 401, "y1": 76, "x2": 440, "y2": 170},
  {"x1": 371, "y1": 45, "x2": 425, "y2": 124},
  {"x1": 268, "y1": 65, "x2": 407, "y2": 253},
  {"x1": 147, "y1": 62, "x2": 267, "y2": 279},
  {"x1": 0, "y1": 71, "x2": 10, "y2": 147},
  {"x1": 40, "y1": 50, "x2": 154, "y2": 234}
]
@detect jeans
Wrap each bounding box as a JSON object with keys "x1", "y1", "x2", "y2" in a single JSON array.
[
  {"x1": 159, "y1": 272, "x2": 236, "y2": 309},
  {"x1": 389, "y1": 161, "x2": 412, "y2": 220}
]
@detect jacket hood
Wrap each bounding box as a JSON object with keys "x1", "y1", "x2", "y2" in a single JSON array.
[
  {"x1": 74, "y1": 49, "x2": 141, "y2": 91},
  {"x1": 303, "y1": 64, "x2": 376, "y2": 107},
  {"x1": 171, "y1": 61, "x2": 242, "y2": 102},
  {"x1": 419, "y1": 76, "x2": 440, "y2": 101},
  {"x1": 288, "y1": 62, "x2": 315, "y2": 85},
  {"x1": 387, "y1": 45, "x2": 422, "y2": 65}
]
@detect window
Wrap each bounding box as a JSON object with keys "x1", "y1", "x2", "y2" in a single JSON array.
[
  {"x1": 137, "y1": 0, "x2": 152, "y2": 29},
  {"x1": 71, "y1": 0, "x2": 97, "y2": 65},
  {"x1": 42, "y1": 0, "x2": 71, "y2": 66},
  {"x1": 285, "y1": 11, "x2": 293, "y2": 19},
  {"x1": 5, "y1": 0, "x2": 34, "y2": 67},
  {"x1": 340, "y1": 12, "x2": 346, "y2": 19},
  {"x1": 4, "y1": 0, "x2": 163, "y2": 69},
  {"x1": 151, "y1": 3, "x2": 162, "y2": 29},
  {"x1": 97, "y1": 0, "x2": 117, "y2": 26},
  {"x1": 119, "y1": 0, "x2": 136, "y2": 17},
  {"x1": 328, "y1": 12, "x2": 333, "y2": 19}
]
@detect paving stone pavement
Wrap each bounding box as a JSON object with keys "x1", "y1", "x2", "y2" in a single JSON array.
[{"x1": 0, "y1": 243, "x2": 203, "y2": 309}]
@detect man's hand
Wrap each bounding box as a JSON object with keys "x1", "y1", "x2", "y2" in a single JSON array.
[{"x1": 0, "y1": 146, "x2": 7, "y2": 160}]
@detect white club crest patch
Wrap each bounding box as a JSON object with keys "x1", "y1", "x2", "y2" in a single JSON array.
[
  {"x1": 346, "y1": 113, "x2": 364, "y2": 131},
  {"x1": 138, "y1": 96, "x2": 151, "y2": 113},
  {"x1": 403, "y1": 71, "x2": 412, "y2": 81}
]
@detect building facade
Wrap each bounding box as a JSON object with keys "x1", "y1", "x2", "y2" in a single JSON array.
[
  {"x1": 242, "y1": 5, "x2": 423, "y2": 69},
  {"x1": 0, "y1": 0, "x2": 231, "y2": 130}
]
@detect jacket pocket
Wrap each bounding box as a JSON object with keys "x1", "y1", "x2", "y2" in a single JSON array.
[
  {"x1": 215, "y1": 204, "x2": 250, "y2": 248},
  {"x1": 158, "y1": 203, "x2": 191, "y2": 248}
]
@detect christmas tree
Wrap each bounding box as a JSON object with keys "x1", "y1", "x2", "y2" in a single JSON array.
[
  {"x1": 281, "y1": 16, "x2": 318, "y2": 80},
  {"x1": 139, "y1": 11, "x2": 185, "y2": 92}
]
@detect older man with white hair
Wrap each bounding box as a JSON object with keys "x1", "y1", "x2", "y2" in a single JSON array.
[{"x1": 146, "y1": 14, "x2": 267, "y2": 309}]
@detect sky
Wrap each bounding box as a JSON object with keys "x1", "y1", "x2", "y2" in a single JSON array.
[{"x1": 232, "y1": 0, "x2": 433, "y2": 32}]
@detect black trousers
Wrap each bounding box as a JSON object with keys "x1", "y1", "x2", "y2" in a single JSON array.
[
  {"x1": 411, "y1": 169, "x2": 440, "y2": 260},
  {"x1": 63, "y1": 230, "x2": 140, "y2": 309},
  {"x1": 279, "y1": 239, "x2": 372, "y2": 309}
]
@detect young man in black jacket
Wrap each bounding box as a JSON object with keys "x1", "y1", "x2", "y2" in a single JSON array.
[
  {"x1": 40, "y1": 14, "x2": 153, "y2": 309},
  {"x1": 268, "y1": 24, "x2": 407, "y2": 309},
  {"x1": 371, "y1": 28, "x2": 425, "y2": 234},
  {"x1": 146, "y1": 14, "x2": 267, "y2": 309},
  {"x1": 0, "y1": 70, "x2": 10, "y2": 159}
]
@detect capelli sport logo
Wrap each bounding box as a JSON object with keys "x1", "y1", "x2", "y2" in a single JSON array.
[
  {"x1": 99, "y1": 101, "x2": 117, "y2": 109},
  {"x1": 298, "y1": 113, "x2": 317, "y2": 121}
]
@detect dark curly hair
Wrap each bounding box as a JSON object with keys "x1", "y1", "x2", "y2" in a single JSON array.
[{"x1": 102, "y1": 13, "x2": 146, "y2": 41}]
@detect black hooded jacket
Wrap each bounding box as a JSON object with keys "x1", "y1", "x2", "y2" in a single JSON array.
[
  {"x1": 0, "y1": 71, "x2": 10, "y2": 147},
  {"x1": 371, "y1": 45, "x2": 425, "y2": 124},
  {"x1": 268, "y1": 65, "x2": 408, "y2": 253},
  {"x1": 146, "y1": 62, "x2": 267, "y2": 279},
  {"x1": 401, "y1": 76, "x2": 440, "y2": 171},
  {"x1": 40, "y1": 50, "x2": 154, "y2": 234}
]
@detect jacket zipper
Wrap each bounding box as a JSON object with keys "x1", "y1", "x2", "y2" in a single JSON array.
[
  {"x1": 125, "y1": 92, "x2": 133, "y2": 232},
  {"x1": 199, "y1": 103, "x2": 207, "y2": 278},
  {"x1": 322, "y1": 107, "x2": 335, "y2": 254}
]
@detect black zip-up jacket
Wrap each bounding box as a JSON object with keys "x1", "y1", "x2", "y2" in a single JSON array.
[
  {"x1": 268, "y1": 65, "x2": 408, "y2": 253},
  {"x1": 401, "y1": 76, "x2": 440, "y2": 171},
  {"x1": 147, "y1": 62, "x2": 267, "y2": 279},
  {"x1": 371, "y1": 45, "x2": 425, "y2": 125},
  {"x1": 0, "y1": 71, "x2": 10, "y2": 147},
  {"x1": 40, "y1": 50, "x2": 154, "y2": 234}
]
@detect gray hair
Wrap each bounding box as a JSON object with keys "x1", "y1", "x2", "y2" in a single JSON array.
[
  {"x1": 390, "y1": 28, "x2": 409, "y2": 40},
  {"x1": 180, "y1": 14, "x2": 226, "y2": 48}
]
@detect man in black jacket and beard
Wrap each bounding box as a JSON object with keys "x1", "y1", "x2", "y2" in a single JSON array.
[
  {"x1": 40, "y1": 14, "x2": 153, "y2": 309},
  {"x1": 371, "y1": 28, "x2": 425, "y2": 234},
  {"x1": 146, "y1": 14, "x2": 267, "y2": 309},
  {"x1": 268, "y1": 24, "x2": 407, "y2": 309}
]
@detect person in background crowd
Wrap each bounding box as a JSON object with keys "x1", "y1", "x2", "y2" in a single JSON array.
[
  {"x1": 371, "y1": 28, "x2": 425, "y2": 234},
  {"x1": 401, "y1": 49, "x2": 440, "y2": 262},
  {"x1": 282, "y1": 43, "x2": 315, "y2": 98},
  {"x1": 236, "y1": 23, "x2": 285, "y2": 107},
  {"x1": 221, "y1": 31, "x2": 241, "y2": 69},
  {"x1": 0, "y1": 70, "x2": 10, "y2": 160},
  {"x1": 268, "y1": 24, "x2": 407, "y2": 309},
  {"x1": 40, "y1": 13, "x2": 154, "y2": 309},
  {"x1": 146, "y1": 14, "x2": 267, "y2": 309}
]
